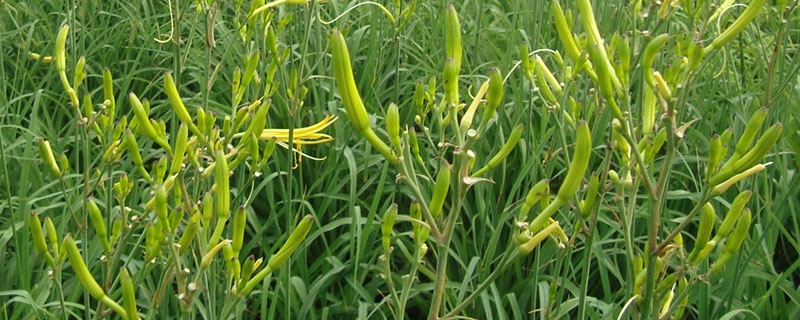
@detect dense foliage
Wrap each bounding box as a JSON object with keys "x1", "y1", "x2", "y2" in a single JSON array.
[{"x1": 1, "y1": 1, "x2": 799, "y2": 319}]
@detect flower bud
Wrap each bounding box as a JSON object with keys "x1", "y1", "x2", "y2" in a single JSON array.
[
  {"x1": 120, "y1": 267, "x2": 139, "y2": 320},
  {"x1": 444, "y1": 4, "x2": 462, "y2": 72},
  {"x1": 87, "y1": 199, "x2": 111, "y2": 253},
  {"x1": 232, "y1": 206, "x2": 247, "y2": 256},
  {"x1": 381, "y1": 204, "x2": 398, "y2": 253},
  {"x1": 473, "y1": 124, "x2": 524, "y2": 177},
  {"x1": 386, "y1": 103, "x2": 401, "y2": 149},
  {"x1": 429, "y1": 163, "x2": 452, "y2": 219},
  {"x1": 37, "y1": 138, "x2": 61, "y2": 178},
  {"x1": 29, "y1": 212, "x2": 56, "y2": 267}
]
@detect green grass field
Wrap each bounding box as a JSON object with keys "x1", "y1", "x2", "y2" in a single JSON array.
[{"x1": 1, "y1": 0, "x2": 799, "y2": 319}]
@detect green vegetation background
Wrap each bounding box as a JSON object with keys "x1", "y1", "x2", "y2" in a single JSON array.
[{"x1": 1, "y1": 0, "x2": 799, "y2": 319}]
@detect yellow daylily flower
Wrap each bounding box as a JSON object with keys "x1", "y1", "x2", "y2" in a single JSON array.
[{"x1": 258, "y1": 115, "x2": 338, "y2": 167}]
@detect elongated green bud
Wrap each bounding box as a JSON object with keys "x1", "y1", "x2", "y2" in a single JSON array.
[
  {"x1": 589, "y1": 43, "x2": 623, "y2": 120},
  {"x1": 44, "y1": 216, "x2": 59, "y2": 258},
  {"x1": 689, "y1": 203, "x2": 715, "y2": 264},
  {"x1": 178, "y1": 214, "x2": 199, "y2": 255},
  {"x1": 196, "y1": 108, "x2": 207, "y2": 134},
  {"x1": 656, "y1": 273, "x2": 679, "y2": 296},
  {"x1": 473, "y1": 124, "x2": 524, "y2": 177},
  {"x1": 409, "y1": 127, "x2": 423, "y2": 165},
  {"x1": 232, "y1": 67, "x2": 242, "y2": 103},
  {"x1": 617, "y1": 35, "x2": 631, "y2": 85},
  {"x1": 381, "y1": 204, "x2": 398, "y2": 252},
  {"x1": 87, "y1": 200, "x2": 111, "y2": 253},
  {"x1": 708, "y1": 134, "x2": 723, "y2": 176},
  {"x1": 646, "y1": 128, "x2": 667, "y2": 164},
  {"x1": 430, "y1": 164, "x2": 451, "y2": 219},
  {"x1": 37, "y1": 138, "x2": 61, "y2": 178},
  {"x1": 518, "y1": 222, "x2": 559, "y2": 255},
  {"x1": 483, "y1": 67, "x2": 504, "y2": 125},
  {"x1": 165, "y1": 73, "x2": 204, "y2": 140},
  {"x1": 58, "y1": 153, "x2": 70, "y2": 176},
  {"x1": 267, "y1": 215, "x2": 313, "y2": 271},
  {"x1": 330, "y1": 30, "x2": 398, "y2": 163},
  {"x1": 642, "y1": 85, "x2": 657, "y2": 137},
  {"x1": 530, "y1": 121, "x2": 591, "y2": 231},
  {"x1": 247, "y1": 132, "x2": 260, "y2": 165},
  {"x1": 731, "y1": 123, "x2": 782, "y2": 173},
  {"x1": 577, "y1": 0, "x2": 620, "y2": 89},
  {"x1": 579, "y1": 173, "x2": 600, "y2": 218},
  {"x1": 202, "y1": 192, "x2": 214, "y2": 229},
  {"x1": 519, "y1": 179, "x2": 550, "y2": 219},
  {"x1": 634, "y1": 267, "x2": 648, "y2": 295},
  {"x1": 170, "y1": 124, "x2": 188, "y2": 175},
  {"x1": 717, "y1": 109, "x2": 767, "y2": 175},
  {"x1": 202, "y1": 239, "x2": 231, "y2": 268},
  {"x1": 103, "y1": 69, "x2": 116, "y2": 121},
  {"x1": 232, "y1": 206, "x2": 246, "y2": 256},
  {"x1": 535, "y1": 66, "x2": 559, "y2": 105},
  {"x1": 120, "y1": 267, "x2": 139, "y2": 320},
  {"x1": 260, "y1": 138, "x2": 278, "y2": 167},
  {"x1": 711, "y1": 208, "x2": 752, "y2": 273},
  {"x1": 154, "y1": 185, "x2": 171, "y2": 232},
  {"x1": 736, "y1": 108, "x2": 768, "y2": 156},
  {"x1": 444, "y1": 4, "x2": 462, "y2": 72},
  {"x1": 266, "y1": 25, "x2": 278, "y2": 54},
  {"x1": 652, "y1": 71, "x2": 672, "y2": 101},
  {"x1": 386, "y1": 103, "x2": 401, "y2": 149},
  {"x1": 443, "y1": 58, "x2": 459, "y2": 105},
  {"x1": 152, "y1": 156, "x2": 167, "y2": 185},
  {"x1": 110, "y1": 218, "x2": 122, "y2": 246},
  {"x1": 535, "y1": 56, "x2": 563, "y2": 96},
  {"x1": 329, "y1": 29, "x2": 370, "y2": 131},
  {"x1": 704, "y1": 0, "x2": 766, "y2": 54},
  {"x1": 519, "y1": 43, "x2": 534, "y2": 81},
  {"x1": 129, "y1": 93, "x2": 171, "y2": 153},
  {"x1": 711, "y1": 122, "x2": 781, "y2": 186},
  {"x1": 29, "y1": 212, "x2": 56, "y2": 267},
  {"x1": 723, "y1": 208, "x2": 751, "y2": 254},
  {"x1": 235, "y1": 50, "x2": 260, "y2": 107},
  {"x1": 54, "y1": 25, "x2": 68, "y2": 72},
  {"x1": 145, "y1": 223, "x2": 163, "y2": 261},
  {"x1": 223, "y1": 243, "x2": 240, "y2": 280},
  {"x1": 124, "y1": 130, "x2": 151, "y2": 182},
  {"x1": 557, "y1": 121, "x2": 592, "y2": 201},
  {"x1": 239, "y1": 255, "x2": 257, "y2": 291},
  {"x1": 642, "y1": 34, "x2": 670, "y2": 89},
  {"x1": 713, "y1": 190, "x2": 751, "y2": 242},
  {"x1": 633, "y1": 255, "x2": 643, "y2": 276},
  {"x1": 712, "y1": 163, "x2": 767, "y2": 196},
  {"x1": 240, "y1": 215, "x2": 314, "y2": 295},
  {"x1": 73, "y1": 56, "x2": 86, "y2": 90},
  {"x1": 215, "y1": 149, "x2": 230, "y2": 221},
  {"x1": 410, "y1": 201, "x2": 428, "y2": 244},
  {"x1": 64, "y1": 235, "x2": 128, "y2": 319},
  {"x1": 551, "y1": 1, "x2": 581, "y2": 63},
  {"x1": 692, "y1": 240, "x2": 718, "y2": 266},
  {"x1": 414, "y1": 80, "x2": 425, "y2": 115}
]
